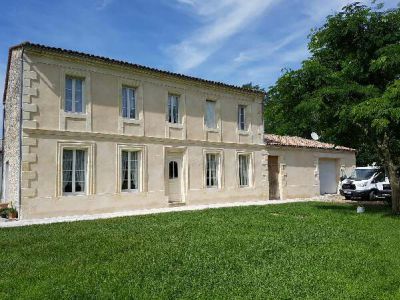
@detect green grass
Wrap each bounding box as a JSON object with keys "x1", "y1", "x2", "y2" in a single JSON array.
[{"x1": 0, "y1": 202, "x2": 399, "y2": 299}]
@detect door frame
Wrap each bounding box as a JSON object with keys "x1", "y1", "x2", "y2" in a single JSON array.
[{"x1": 164, "y1": 146, "x2": 187, "y2": 203}]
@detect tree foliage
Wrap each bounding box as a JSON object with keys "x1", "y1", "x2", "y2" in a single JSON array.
[{"x1": 265, "y1": 2, "x2": 400, "y2": 212}]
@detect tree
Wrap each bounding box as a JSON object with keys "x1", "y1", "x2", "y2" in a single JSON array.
[{"x1": 265, "y1": 3, "x2": 400, "y2": 213}]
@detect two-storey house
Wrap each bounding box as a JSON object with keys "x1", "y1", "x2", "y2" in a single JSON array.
[{"x1": 2, "y1": 42, "x2": 269, "y2": 219}]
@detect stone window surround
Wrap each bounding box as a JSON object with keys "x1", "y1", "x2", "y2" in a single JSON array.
[
  {"x1": 236, "y1": 150, "x2": 254, "y2": 188},
  {"x1": 164, "y1": 88, "x2": 187, "y2": 139},
  {"x1": 116, "y1": 144, "x2": 147, "y2": 193},
  {"x1": 56, "y1": 141, "x2": 95, "y2": 197},
  {"x1": 165, "y1": 89, "x2": 186, "y2": 127},
  {"x1": 236, "y1": 101, "x2": 252, "y2": 136},
  {"x1": 117, "y1": 77, "x2": 144, "y2": 134},
  {"x1": 59, "y1": 68, "x2": 92, "y2": 131},
  {"x1": 202, "y1": 148, "x2": 224, "y2": 190},
  {"x1": 203, "y1": 96, "x2": 222, "y2": 133}
]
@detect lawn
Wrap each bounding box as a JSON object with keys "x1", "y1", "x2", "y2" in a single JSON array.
[{"x1": 0, "y1": 202, "x2": 399, "y2": 299}]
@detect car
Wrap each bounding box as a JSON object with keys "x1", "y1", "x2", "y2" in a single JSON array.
[{"x1": 339, "y1": 166, "x2": 390, "y2": 201}]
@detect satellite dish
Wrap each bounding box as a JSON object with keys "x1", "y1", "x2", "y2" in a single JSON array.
[{"x1": 311, "y1": 132, "x2": 319, "y2": 141}]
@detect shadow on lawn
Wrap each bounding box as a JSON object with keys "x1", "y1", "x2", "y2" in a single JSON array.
[{"x1": 314, "y1": 202, "x2": 398, "y2": 218}]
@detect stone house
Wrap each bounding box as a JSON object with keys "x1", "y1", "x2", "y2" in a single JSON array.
[{"x1": 1, "y1": 42, "x2": 355, "y2": 219}]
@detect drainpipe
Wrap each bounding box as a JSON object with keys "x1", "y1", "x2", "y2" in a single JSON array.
[{"x1": 18, "y1": 47, "x2": 24, "y2": 217}]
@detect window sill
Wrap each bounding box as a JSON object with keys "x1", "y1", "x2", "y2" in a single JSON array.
[
  {"x1": 64, "y1": 112, "x2": 87, "y2": 119},
  {"x1": 238, "y1": 130, "x2": 250, "y2": 136},
  {"x1": 239, "y1": 185, "x2": 252, "y2": 189},
  {"x1": 122, "y1": 118, "x2": 142, "y2": 125},
  {"x1": 205, "y1": 186, "x2": 220, "y2": 191},
  {"x1": 120, "y1": 189, "x2": 140, "y2": 193},
  {"x1": 62, "y1": 192, "x2": 86, "y2": 196},
  {"x1": 205, "y1": 127, "x2": 220, "y2": 133},
  {"x1": 167, "y1": 122, "x2": 184, "y2": 129}
]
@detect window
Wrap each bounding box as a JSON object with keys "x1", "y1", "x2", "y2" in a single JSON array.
[
  {"x1": 167, "y1": 94, "x2": 179, "y2": 124},
  {"x1": 169, "y1": 161, "x2": 178, "y2": 179},
  {"x1": 122, "y1": 86, "x2": 136, "y2": 119},
  {"x1": 239, "y1": 154, "x2": 250, "y2": 187},
  {"x1": 65, "y1": 77, "x2": 84, "y2": 113},
  {"x1": 205, "y1": 100, "x2": 217, "y2": 129},
  {"x1": 206, "y1": 153, "x2": 219, "y2": 188},
  {"x1": 238, "y1": 105, "x2": 247, "y2": 131},
  {"x1": 121, "y1": 151, "x2": 140, "y2": 191},
  {"x1": 63, "y1": 149, "x2": 86, "y2": 194}
]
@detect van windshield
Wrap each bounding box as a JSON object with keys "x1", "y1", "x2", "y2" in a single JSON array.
[{"x1": 349, "y1": 169, "x2": 377, "y2": 181}]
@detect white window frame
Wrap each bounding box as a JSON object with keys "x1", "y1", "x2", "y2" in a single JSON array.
[
  {"x1": 167, "y1": 94, "x2": 180, "y2": 124},
  {"x1": 238, "y1": 104, "x2": 247, "y2": 131},
  {"x1": 120, "y1": 150, "x2": 141, "y2": 192},
  {"x1": 237, "y1": 152, "x2": 253, "y2": 188},
  {"x1": 62, "y1": 149, "x2": 87, "y2": 195},
  {"x1": 57, "y1": 142, "x2": 95, "y2": 197},
  {"x1": 116, "y1": 145, "x2": 146, "y2": 193},
  {"x1": 65, "y1": 76, "x2": 85, "y2": 114},
  {"x1": 205, "y1": 100, "x2": 217, "y2": 129},
  {"x1": 203, "y1": 150, "x2": 223, "y2": 189},
  {"x1": 238, "y1": 153, "x2": 251, "y2": 188},
  {"x1": 121, "y1": 86, "x2": 137, "y2": 119}
]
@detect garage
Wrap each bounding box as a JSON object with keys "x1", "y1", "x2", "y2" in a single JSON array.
[
  {"x1": 319, "y1": 158, "x2": 338, "y2": 195},
  {"x1": 264, "y1": 134, "x2": 355, "y2": 199}
]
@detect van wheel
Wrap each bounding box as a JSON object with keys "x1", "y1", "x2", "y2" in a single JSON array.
[
  {"x1": 369, "y1": 190, "x2": 376, "y2": 201},
  {"x1": 344, "y1": 196, "x2": 351, "y2": 200}
]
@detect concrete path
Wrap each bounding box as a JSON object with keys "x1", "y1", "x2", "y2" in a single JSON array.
[{"x1": 0, "y1": 196, "x2": 334, "y2": 228}]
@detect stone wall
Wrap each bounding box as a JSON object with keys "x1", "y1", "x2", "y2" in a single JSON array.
[{"x1": 3, "y1": 49, "x2": 22, "y2": 209}]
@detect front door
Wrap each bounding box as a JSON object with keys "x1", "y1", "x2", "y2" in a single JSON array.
[{"x1": 167, "y1": 155, "x2": 183, "y2": 203}]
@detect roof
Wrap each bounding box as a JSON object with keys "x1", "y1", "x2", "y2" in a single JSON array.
[
  {"x1": 4, "y1": 42, "x2": 265, "y2": 101},
  {"x1": 264, "y1": 134, "x2": 355, "y2": 152}
]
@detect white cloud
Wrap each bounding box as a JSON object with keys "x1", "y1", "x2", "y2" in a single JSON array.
[
  {"x1": 168, "y1": 0, "x2": 279, "y2": 72},
  {"x1": 97, "y1": 0, "x2": 114, "y2": 10},
  {"x1": 233, "y1": 30, "x2": 307, "y2": 64}
]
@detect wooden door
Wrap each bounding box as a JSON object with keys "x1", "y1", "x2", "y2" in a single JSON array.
[{"x1": 268, "y1": 156, "x2": 280, "y2": 200}]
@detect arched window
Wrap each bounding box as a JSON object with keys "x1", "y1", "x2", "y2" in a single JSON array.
[{"x1": 169, "y1": 161, "x2": 178, "y2": 179}]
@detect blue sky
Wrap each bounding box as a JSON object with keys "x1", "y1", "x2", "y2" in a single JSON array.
[{"x1": 0, "y1": 0, "x2": 399, "y2": 107}]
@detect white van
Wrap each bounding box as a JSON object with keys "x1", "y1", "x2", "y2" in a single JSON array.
[{"x1": 339, "y1": 166, "x2": 391, "y2": 200}]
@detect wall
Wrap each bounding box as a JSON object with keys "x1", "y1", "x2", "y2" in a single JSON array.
[
  {"x1": 17, "y1": 50, "x2": 268, "y2": 219},
  {"x1": 2, "y1": 49, "x2": 22, "y2": 208},
  {"x1": 266, "y1": 146, "x2": 356, "y2": 199},
  {"x1": 21, "y1": 133, "x2": 268, "y2": 218},
  {"x1": 22, "y1": 51, "x2": 264, "y2": 144}
]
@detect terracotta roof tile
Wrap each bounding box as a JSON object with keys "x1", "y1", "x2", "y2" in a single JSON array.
[{"x1": 264, "y1": 134, "x2": 355, "y2": 152}]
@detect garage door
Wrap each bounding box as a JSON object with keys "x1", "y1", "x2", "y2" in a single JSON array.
[{"x1": 319, "y1": 159, "x2": 337, "y2": 194}]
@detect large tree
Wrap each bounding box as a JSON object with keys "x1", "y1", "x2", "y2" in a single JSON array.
[{"x1": 265, "y1": 2, "x2": 400, "y2": 213}]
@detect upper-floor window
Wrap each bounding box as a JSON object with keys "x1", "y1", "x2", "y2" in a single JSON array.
[
  {"x1": 65, "y1": 77, "x2": 84, "y2": 113},
  {"x1": 238, "y1": 105, "x2": 247, "y2": 131},
  {"x1": 167, "y1": 94, "x2": 180, "y2": 124},
  {"x1": 63, "y1": 149, "x2": 86, "y2": 194},
  {"x1": 206, "y1": 153, "x2": 219, "y2": 188},
  {"x1": 122, "y1": 86, "x2": 136, "y2": 119},
  {"x1": 205, "y1": 100, "x2": 217, "y2": 129}
]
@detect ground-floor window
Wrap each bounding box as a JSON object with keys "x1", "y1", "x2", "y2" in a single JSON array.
[
  {"x1": 63, "y1": 149, "x2": 86, "y2": 194},
  {"x1": 239, "y1": 154, "x2": 250, "y2": 187},
  {"x1": 206, "y1": 153, "x2": 219, "y2": 188},
  {"x1": 121, "y1": 150, "x2": 140, "y2": 191}
]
